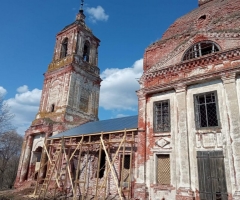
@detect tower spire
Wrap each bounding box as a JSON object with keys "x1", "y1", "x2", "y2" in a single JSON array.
[
  {"x1": 76, "y1": 0, "x2": 86, "y2": 23},
  {"x1": 80, "y1": 0, "x2": 84, "y2": 11}
]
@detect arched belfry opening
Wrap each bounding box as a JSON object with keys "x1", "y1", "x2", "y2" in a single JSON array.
[
  {"x1": 83, "y1": 40, "x2": 90, "y2": 62},
  {"x1": 60, "y1": 38, "x2": 68, "y2": 58}
]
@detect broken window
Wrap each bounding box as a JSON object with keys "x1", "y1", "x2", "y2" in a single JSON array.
[
  {"x1": 183, "y1": 41, "x2": 220, "y2": 61},
  {"x1": 194, "y1": 91, "x2": 220, "y2": 128},
  {"x1": 154, "y1": 100, "x2": 170, "y2": 132},
  {"x1": 156, "y1": 154, "x2": 170, "y2": 185},
  {"x1": 60, "y1": 38, "x2": 68, "y2": 58},
  {"x1": 83, "y1": 41, "x2": 90, "y2": 62}
]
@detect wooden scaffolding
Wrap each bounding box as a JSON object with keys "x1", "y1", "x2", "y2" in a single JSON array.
[{"x1": 33, "y1": 129, "x2": 136, "y2": 200}]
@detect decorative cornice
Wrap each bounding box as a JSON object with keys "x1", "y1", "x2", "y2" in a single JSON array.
[
  {"x1": 146, "y1": 31, "x2": 240, "y2": 74},
  {"x1": 143, "y1": 47, "x2": 240, "y2": 82},
  {"x1": 142, "y1": 64, "x2": 240, "y2": 95}
]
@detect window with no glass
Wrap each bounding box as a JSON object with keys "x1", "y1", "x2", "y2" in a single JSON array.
[
  {"x1": 194, "y1": 91, "x2": 220, "y2": 128},
  {"x1": 156, "y1": 154, "x2": 170, "y2": 185},
  {"x1": 121, "y1": 155, "x2": 131, "y2": 183},
  {"x1": 183, "y1": 41, "x2": 220, "y2": 61},
  {"x1": 83, "y1": 41, "x2": 90, "y2": 62},
  {"x1": 154, "y1": 100, "x2": 170, "y2": 132},
  {"x1": 60, "y1": 38, "x2": 68, "y2": 58}
]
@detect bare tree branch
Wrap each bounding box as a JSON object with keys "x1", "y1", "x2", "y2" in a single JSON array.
[
  {"x1": 0, "y1": 131, "x2": 23, "y2": 189},
  {"x1": 0, "y1": 94, "x2": 14, "y2": 134}
]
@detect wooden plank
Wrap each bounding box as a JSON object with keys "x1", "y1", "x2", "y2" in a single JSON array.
[
  {"x1": 47, "y1": 129, "x2": 138, "y2": 140},
  {"x1": 73, "y1": 136, "x2": 84, "y2": 200},
  {"x1": 82, "y1": 136, "x2": 91, "y2": 198},
  {"x1": 120, "y1": 130, "x2": 126, "y2": 194},
  {"x1": 62, "y1": 138, "x2": 75, "y2": 197},
  {"x1": 95, "y1": 132, "x2": 103, "y2": 200}
]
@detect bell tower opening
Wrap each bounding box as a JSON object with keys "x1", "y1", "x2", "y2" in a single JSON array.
[
  {"x1": 83, "y1": 41, "x2": 90, "y2": 62},
  {"x1": 60, "y1": 38, "x2": 68, "y2": 58}
]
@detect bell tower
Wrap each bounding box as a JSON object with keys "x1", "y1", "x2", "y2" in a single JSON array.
[
  {"x1": 35, "y1": 6, "x2": 101, "y2": 130},
  {"x1": 15, "y1": 4, "x2": 101, "y2": 185}
]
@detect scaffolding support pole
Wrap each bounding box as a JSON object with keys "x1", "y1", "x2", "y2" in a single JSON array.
[
  {"x1": 100, "y1": 137, "x2": 123, "y2": 200},
  {"x1": 73, "y1": 136, "x2": 84, "y2": 200}
]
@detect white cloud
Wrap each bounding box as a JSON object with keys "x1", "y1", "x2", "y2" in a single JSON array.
[
  {"x1": 100, "y1": 58, "x2": 143, "y2": 111},
  {"x1": 116, "y1": 114, "x2": 129, "y2": 118},
  {"x1": 86, "y1": 6, "x2": 109, "y2": 23},
  {"x1": 6, "y1": 86, "x2": 42, "y2": 135},
  {"x1": 0, "y1": 86, "x2": 7, "y2": 95},
  {"x1": 17, "y1": 85, "x2": 28, "y2": 93}
]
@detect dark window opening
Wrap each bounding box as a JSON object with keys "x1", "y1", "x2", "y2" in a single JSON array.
[
  {"x1": 83, "y1": 41, "x2": 90, "y2": 62},
  {"x1": 124, "y1": 155, "x2": 130, "y2": 169},
  {"x1": 60, "y1": 38, "x2": 68, "y2": 58},
  {"x1": 199, "y1": 15, "x2": 206, "y2": 20},
  {"x1": 51, "y1": 104, "x2": 55, "y2": 112},
  {"x1": 194, "y1": 92, "x2": 219, "y2": 128},
  {"x1": 154, "y1": 100, "x2": 170, "y2": 132},
  {"x1": 121, "y1": 155, "x2": 131, "y2": 183},
  {"x1": 35, "y1": 146, "x2": 42, "y2": 162},
  {"x1": 183, "y1": 41, "x2": 220, "y2": 61},
  {"x1": 99, "y1": 150, "x2": 106, "y2": 178}
]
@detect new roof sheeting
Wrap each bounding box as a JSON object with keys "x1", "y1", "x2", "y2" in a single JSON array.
[{"x1": 50, "y1": 115, "x2": 138, "y2": 139}]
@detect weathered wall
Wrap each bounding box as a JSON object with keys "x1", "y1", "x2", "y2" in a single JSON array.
[{"x1": 138, "y1": 0, "x2": 240, "y2": 199}]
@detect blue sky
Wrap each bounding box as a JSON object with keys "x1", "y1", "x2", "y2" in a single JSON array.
[{"x1": 0, "y1": 0, "x2": 197, "y2": 135}]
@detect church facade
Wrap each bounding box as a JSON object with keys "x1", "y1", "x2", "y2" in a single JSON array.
[
  {"x1": 137, "y1": 0, "x2": 240, "y2": 199},
  {"x1": 15, "y1": 0, "x2": 240, "y2": 199}
]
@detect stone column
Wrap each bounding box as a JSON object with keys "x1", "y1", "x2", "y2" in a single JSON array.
[
  {"x1": 38, "y1": 133, "x2": 50, "y2": 183},
  {"x1": 134, "y1": 90, "x2": 148, "y2": 200},
  {"x1": 14, "y1": 138, "x2": 27, "y2": 186},
  {"x1": 19, "y1": 135, "x2": 33, "y2": 182},
  {"x1": 175, "y1": 84, "x2": 194, "y2": 199},
  {"x1": 222, "y1": 73, "x2": 240, "y2": 199}
]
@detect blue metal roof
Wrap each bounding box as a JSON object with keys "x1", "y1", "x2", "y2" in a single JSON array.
[{"x1": 50, "y1": 115, "x2": 138, "y2": 139}]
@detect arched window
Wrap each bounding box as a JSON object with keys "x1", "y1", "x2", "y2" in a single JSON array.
[
  {"x1": 83, "y1": 41, "x2": 90, "y2": 62},
  {"x1": 60, "y1": 38, "x2": 68, "y2": 58},
  {"x1": 183, "y1": 41, "x2": 220, "y2": 61}
]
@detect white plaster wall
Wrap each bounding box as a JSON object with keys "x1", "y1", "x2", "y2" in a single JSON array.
[
  {"x1": 236, "y1": 76, "x2": 240, "y2": 118},
  {"x1": 67, "y1": 71, "x2": 99, "y2": 117},
  {"x1": 187, "y1": 79, "x2": 233, "y2": 194},
  {"x1": 144, "y1": 78, "x2": 238, "y2": 199},
  {"x1": 146, "y1": 90, "x2": 177, "y2": 200},
  {"x1": 30, "y1": 133, "x2": 45, "y2": 164}
]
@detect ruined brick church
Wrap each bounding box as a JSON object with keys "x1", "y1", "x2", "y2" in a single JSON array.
[{"x1": 15, "y1": 0, "x2": 240, "y2": 199}]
